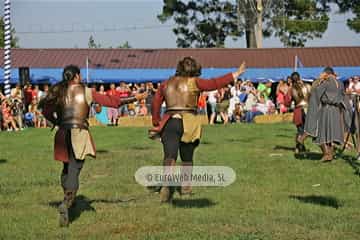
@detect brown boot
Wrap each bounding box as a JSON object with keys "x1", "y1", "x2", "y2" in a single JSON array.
[
  {"x1": 159, "y1": 159, "x2": 176, "y2": 203},
  {"x1": 297, "y1": 133, "x2": 308, "y2": 145},
  {"x1": 180, "y1": 162, "x2": 193, "y2": 196},
  {"x1": 59, "y1": 190, "x2": 76, "y2": 227},
  {"x1": 320, "y1": 144, "x2": 333, "y2": 162}
]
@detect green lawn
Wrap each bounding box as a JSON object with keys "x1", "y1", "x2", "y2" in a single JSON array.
[{"x1": 1, "y1": 123, "x2": 360, "y2": 240}]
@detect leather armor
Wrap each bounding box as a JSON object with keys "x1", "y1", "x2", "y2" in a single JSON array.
[
  {"x1": 291, "y1": 82, "x2": 312, "y2": 108},
  {"x1": 164, "y1": 77, "x2": 200, "y2": 112},
  {"x1": 60, "y1": 84, "x2": 89, "y2": 129}
]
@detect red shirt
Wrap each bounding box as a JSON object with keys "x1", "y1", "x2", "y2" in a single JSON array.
[
  {"x1": 117, "y1": 89, "x2": 130, "y2": 98},
  {"x1": 107, "y1": 89, "x2": 117, "y2": 96},
  {"x1": 24, "y1": 88, "x2": 33, "y2": 104}
]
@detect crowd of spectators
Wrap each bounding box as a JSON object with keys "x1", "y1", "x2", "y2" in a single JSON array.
[
  {"x1": 0, "y1": 83, "x2": 49, "y2": 131},
  {"x1": 1, "y1": 75, "x2": 360, "y2": 131}
]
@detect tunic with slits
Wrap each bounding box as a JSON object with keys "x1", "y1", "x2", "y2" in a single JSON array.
[{"x1": 305, "y1": 77, "x2": 346, "y2": 145}]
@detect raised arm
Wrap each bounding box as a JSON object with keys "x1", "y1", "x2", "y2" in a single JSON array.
[
  {"x1": 195, "y1": 62, "x2": 246, "y2": 91},
  {"x1": 91, "y1": 89, "x2": 146, "y2": 108}
]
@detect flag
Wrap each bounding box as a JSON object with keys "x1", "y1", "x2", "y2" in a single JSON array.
[{"x1": 294, "y1": 55, "x2": 304, "y2": 71}]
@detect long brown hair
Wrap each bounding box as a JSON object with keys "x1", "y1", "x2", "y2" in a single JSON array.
[{"x1": 175, "y1": 57, "x2": 201, "y2": 77}]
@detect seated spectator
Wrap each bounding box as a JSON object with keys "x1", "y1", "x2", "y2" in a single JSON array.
[
  {"x1": 28, "y1": 98, "x2": 39, "y2": 128},
  {"x1": 1, "y1": 99, "x2": 19, "y2": 131},
  {"x1": 231, "y1": 103, "x2": 244, "y2": 123},
  {"x1": 245, "y1": 94, "x2": 273, "y2": 123},
  {"x1": 244, "y1": 88, "x2": 258, "y2": 113},
  {"x1": 257, "y1": 80, "x2": 272, "y2": 101}
]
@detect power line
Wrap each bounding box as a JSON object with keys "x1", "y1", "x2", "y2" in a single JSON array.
[{"x1": 15, "y1": 17, "x2": 357, "y2": 35}]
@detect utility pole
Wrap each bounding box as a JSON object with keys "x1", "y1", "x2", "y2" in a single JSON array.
[{"x1": 3, "y1": 0, "x2": 11, "y2": 96}]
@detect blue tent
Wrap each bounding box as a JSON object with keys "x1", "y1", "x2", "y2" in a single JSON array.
[{"x1": 1, "y1": 66, "x2": 359, "y2": 84}]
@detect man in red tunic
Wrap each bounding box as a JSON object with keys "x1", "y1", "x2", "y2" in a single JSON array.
[
  {"x1": 39, "y1": 65, "x2": 146, "y2": 227},
  {"x1": 151, "y1": 57, "x2": 246, "y2": 203}
]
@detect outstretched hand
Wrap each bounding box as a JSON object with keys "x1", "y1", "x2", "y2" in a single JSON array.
[
  {"x1": 135, "y1": 92, "x2": 148, "y2": 101},
  {"x1": 233, "y1": 62, "x2": 246, "y2": 80}
]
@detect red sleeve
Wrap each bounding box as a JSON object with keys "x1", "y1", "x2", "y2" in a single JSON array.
[
  {"x1": 92, "y1": 90, "x2": 122, "y2": 108},
  {"x1": 151, "y1": 81, "x2": 166, "y2": 126},
  {"x1": 195, "y1": 73, "x2": 234, "y2": 91}
]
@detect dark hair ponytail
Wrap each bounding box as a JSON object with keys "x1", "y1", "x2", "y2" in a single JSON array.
[{"x1": 39, "y1": 65, "x2": 81, "y2": 110}]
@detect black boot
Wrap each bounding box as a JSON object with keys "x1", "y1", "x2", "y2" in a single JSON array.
[
  {"x1": 159, "y1": 159, "x2": 176, "y2": 203},
  {"x1": 179, "y1": 162, "x2": 193, "y2": 196},
  {"x1": 59, "y1": 190, "x2": 76, "y2": 227}
]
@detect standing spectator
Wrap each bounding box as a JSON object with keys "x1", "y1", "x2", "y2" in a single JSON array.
[
  {"x1": 107, "y1": 83, "x2": 119, "y2": 125},
  {"x1": 228, "y1": 90, "x2": 240, "y2": 122},
  {"x1": 33, "y1": 85, "x2": 41, "y2": 101},
  {"x1": 11, "y1": 84, "x2": 24, "y2": 129},
  {"x1": 117, "y1": 81, "x2": 130, "y2": 117},
  {"x1": 145, "y1": 82, "x2": 155, "y2": 115},
  {"x1": 276, "y1": 80, "x2": 291, "y2": 113},
  {"x1": 24, "y1": 84, "x2": 33, "y2": 110},
  {"x1": 216, "y1": 87, "x2": 231, "y2": 124},
  {"x1": 207, "y1": 90, "x2": 217, "y2": 124},
  {"x1": 137, "y1": 99, "x2": 148, "y2": 116},
  {"x1": 197, "y1": 92, "x2": 207, "y2": 115}
]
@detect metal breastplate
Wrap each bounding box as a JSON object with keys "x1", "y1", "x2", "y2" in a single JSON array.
[
  {"x1": 61, "y1": 84, "x2": 89, "y2": 129},
  {"x1": 164, "y1": 77, "x2": 200, "y2": 112},
  {"x1": 292, "y1": 83, "x2": 311, "y2": 108}
]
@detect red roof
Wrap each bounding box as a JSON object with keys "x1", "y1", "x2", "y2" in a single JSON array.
[{"x1": 1, "y1": 47, "x2": 360, "y2": 69}]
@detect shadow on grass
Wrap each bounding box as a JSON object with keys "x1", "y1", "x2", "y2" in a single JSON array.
[
  {"x1": 273, "y1": 145, "x2": 295, "y2": 151},
  {"x1": 337, "y1": 153, "x2": 360, "y2": 176},
  {"x1": 49, "y1": 195, "x2": 136, "y2": 224},
  {"x1": 0, "y1": 159, "x2": 7, "y2": 164},
  {"x1": 289, "y1": 195, "x2": 342, "y2": 209},
  {"x1": 96, "y1": 149, "x2": 109, "y2": 154},
  {"x1": 295, "y1": 152, "x2": 322, "y2": 161},
  {"x1": 172, "y1": 198, "x2": 216, "y2": 208},
  {"x1": 131, "y1": 146, "x2": 152, "y2": 150},
  {"x1": 275, "y1": 134, "x2": 292, "y2": 138}
]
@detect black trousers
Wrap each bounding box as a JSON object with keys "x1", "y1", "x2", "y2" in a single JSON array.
[
  {"x1": 61, "y1": 131, "x2": 84, "y2": 191},
  {"x1": 296, "y1": 109, "x2": 307, "y2": 136},
  {"x1": 161, "y1": 118, "x2": 198, "y2": 162}
]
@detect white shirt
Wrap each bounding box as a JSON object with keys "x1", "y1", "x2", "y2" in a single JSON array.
[{"x1": 207, "y1": 91, "x2": 218, "y2": 104}]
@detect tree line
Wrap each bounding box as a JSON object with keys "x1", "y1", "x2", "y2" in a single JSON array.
[{"x1": 1, "y1": 1, "x2": 359, "y2": 48}]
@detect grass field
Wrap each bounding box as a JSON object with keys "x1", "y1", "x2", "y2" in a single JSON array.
[{"x1": 1, "y1": 123, "x2": 360, "y2": 240}]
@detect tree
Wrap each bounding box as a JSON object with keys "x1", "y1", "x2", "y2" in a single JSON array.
[
  {"x1": 268, "y1": 0, "x2": 330, "y2": 47},
  {"x1": 0, "y1": 17, "x2": 19, "y2": 48},
  {"x1": 332, "y1": 0, "x2": 360, "y2": 33},
  {"x1": 117, "y1": 41, "x2": 132, "y2": 48},
  {"x1": 158, "y1": 0, "x2": 331, "y2": 48},
  {"x1": 88, "y1": 35, "x2": 101, "y2": 48},
  {"x1": 158, "y1": 0, "x2": 242, "y2": 48}
]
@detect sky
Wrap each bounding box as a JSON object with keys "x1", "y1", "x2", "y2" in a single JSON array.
[{"x1": 4, "y1": 0, "x2": 360, "y2": 48}]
